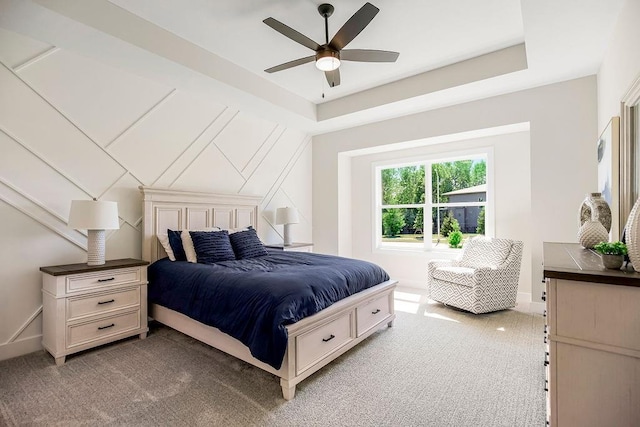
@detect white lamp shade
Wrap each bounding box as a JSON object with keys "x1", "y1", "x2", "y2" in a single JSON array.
[
  {"x1": 276, "y1": 207, "x2": 300, "y2": 225},
  {"x1": 68, "y1": 200, "x2": 120, "y2": 230}
]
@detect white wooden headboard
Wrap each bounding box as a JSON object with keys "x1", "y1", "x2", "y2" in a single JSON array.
[{"x1": 139, "y1": 186, "x2": 261, "y2": 263}]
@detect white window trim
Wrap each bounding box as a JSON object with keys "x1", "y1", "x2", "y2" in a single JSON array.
[{"x1": 371, "y1": 147, "x2": 495, "y2": 254}]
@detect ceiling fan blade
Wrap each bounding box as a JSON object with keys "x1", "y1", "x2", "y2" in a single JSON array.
[
  {"x1": 265, "y1": 55, "x2": 315, "y2": 73},
  {"x1": 325, "y1": 69, "x2": 341, "y2": 87},
  {"x1": 329, "y1": 2, "x2": 379, "y2": 51},
  {"x1": 341, "y1": 49, "x2": 399, "y2": 62},
  {"x1": 263, "y1": 17, "x2": 321, "y2": 51}
]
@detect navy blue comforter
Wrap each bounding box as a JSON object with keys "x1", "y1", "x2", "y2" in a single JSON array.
[{"x1": 148, "y1": 250, "x2": 390, "y2": 369}]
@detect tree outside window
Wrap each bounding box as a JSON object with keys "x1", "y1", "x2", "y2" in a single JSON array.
[{"x1": 378, "y1": 156, "x2": 487, "y2": 249}]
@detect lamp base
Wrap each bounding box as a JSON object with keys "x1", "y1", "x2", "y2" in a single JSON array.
[
  {"x1": 283, "y1": 224, "x2": 293, "y2": 246},
  {"x1": 87, "y1": 229, "x2": 106, "y2": 265}
]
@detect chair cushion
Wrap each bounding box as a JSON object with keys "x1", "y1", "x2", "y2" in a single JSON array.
[
  {"x1": 432, "y1": 266, "x2": 476, "y2": 288},
  {"x1": 459, "y1": 237, "x2": 512, "y2": 268}
]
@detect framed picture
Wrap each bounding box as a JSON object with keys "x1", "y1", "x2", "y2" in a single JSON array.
[{"x1": 598, "y1": 116, "x2": 620, "y2": 239}]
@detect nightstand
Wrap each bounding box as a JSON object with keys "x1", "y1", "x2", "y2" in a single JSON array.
[
  {"x1": 265, "y1": 243, "x2": 314, "y2": 252},
  {"x1": 40, "y1": 258, "x2": 149, "y2": 365}
]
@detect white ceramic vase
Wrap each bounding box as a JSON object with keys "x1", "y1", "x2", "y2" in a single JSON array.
[
  {"x1": 578, "y1": 192, "x2": 612, "y2": 233},
  {"x1": 578, "y1": 195, "x2": 609, "y2": 249},
  {"x1": 624, "y1": 198, "x2": 640, "y2": 272},
  {"x1": 578, "y1": 220, "x2": 609, "y2": 249}
]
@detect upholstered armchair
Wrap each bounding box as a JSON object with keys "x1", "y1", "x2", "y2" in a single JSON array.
[{"x1": 427, "y1": 237, "x2": 524, "y2": 314}]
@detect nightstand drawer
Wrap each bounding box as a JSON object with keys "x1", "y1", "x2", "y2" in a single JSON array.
[
  {"x1": 67, "y1": 311, "x2": 140, "y2": 348},
  {"x1": 356, "y1": 293, "x2": 391, "y2": 336},
  {"x1": 66, "y1": 268, "x2": 141, "y2": 293},
  {"x1": 67, "y1": 288, "x2": 140, "y2": 321}
]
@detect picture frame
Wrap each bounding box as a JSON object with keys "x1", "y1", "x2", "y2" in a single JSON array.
[{"x1": 597, "y1": 116, "x2": 620, "y2": 239}]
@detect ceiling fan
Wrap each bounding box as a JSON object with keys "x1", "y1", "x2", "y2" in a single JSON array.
[{"x1": 263, "y1": 2, "x2": 399, "y2": 88}]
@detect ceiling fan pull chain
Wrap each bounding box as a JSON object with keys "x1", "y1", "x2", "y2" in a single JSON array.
[{"x1": 321, "y1": 72, "x2": 325, "y2": 98}]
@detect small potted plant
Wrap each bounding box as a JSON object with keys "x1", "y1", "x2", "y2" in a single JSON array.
[{"x1": 593, "y1": 241, "x2": 627, "y2": 269}]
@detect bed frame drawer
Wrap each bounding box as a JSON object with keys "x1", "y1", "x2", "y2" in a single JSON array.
[
  {"x1": 295, "y1": 311, "x2": 355, "y2": 375},
  {"x1": 356, "y1": 293, "x2": 392, "y2": 337}
]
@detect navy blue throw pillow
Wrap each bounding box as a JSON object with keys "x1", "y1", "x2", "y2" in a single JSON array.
[
  {"x1": 167, "y1": 229, "x2": 186, "y2": 261},
  {"x1": 229, "y1": 228, "x2": 268, "y2": 259},
  {"x1": 189, "y1": 230, "x2": 236, "y2": 264}
]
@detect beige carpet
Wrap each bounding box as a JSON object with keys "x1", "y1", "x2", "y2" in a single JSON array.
[{"x1": 0, "y1": 302, "x2": 545, "y2": 426}]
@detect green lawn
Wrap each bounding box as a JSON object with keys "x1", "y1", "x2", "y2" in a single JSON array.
[{"x1": 381, "y1": 233, "x2": 480, "y2": 244}]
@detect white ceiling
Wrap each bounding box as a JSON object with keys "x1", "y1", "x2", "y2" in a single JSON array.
[
  {"x1": 0, "y1": 0, "x2": 627, "y2": 134},
  {"x1": 108, "y1": 0, "x2": 525, "y2": 104}
]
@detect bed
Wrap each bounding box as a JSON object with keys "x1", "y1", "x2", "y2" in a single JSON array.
[{"x1": 140, "y1": 186, "x2": 397, "y2": 400}]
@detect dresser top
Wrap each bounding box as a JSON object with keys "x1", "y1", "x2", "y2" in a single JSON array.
[
  {"x1": 40, "y1": 258, "x2": 149, "y2": 276},
  {"x1": 543, "y1": 242, "x2": 640, "y2": 287}
]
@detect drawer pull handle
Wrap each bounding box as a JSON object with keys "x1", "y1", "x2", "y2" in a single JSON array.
[
  {"x1": 98, "y1": 323, "x2": 115, "y2": 330},
  {"x1": 97, "y1": 299, "x2": 115, "y2": 305},
  {"x1": 322, "y1": 334, "x2": 335, "y2": 342},
  {"x1": 372, "y1": 309, "x2": 381, "y2": 314},
  {"x1": 97, "y1": 277, "x2": 115, "y2": 283}
]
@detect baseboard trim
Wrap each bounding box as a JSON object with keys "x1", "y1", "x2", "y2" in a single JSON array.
[
  {"x1": 529, "y1": 302, "x2": 546, "y2": 314},
  {"x1": 0, "y1": 335, "x2": 43, "y2": 362}
]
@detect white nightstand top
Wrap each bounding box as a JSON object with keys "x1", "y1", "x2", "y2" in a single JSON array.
[{"x1": 265, "y1": 243, "x2": 313, "y2": 250}]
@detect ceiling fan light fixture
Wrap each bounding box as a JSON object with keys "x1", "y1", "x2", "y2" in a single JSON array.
[{"x1": 315, "y1": 50, "x2": 340, "y2": 71}]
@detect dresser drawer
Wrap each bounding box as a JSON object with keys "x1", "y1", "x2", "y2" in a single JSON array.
[
  {"x1": 67, "y1": 311, "x2": 140, "y2": 348},
  {"x1": 296, "y1": 311, "x2": 354, "y2": 375},
  {"x1": 555, "y1": 279, "x2": 640, "y2": 351},
  {"x1": 356, "y1": 293, "x2": 391, "y2": 337},
  {"x1": 66, "y1": 268, "x2": 141, "y2": 293},
  {"x1": 67, "y1": 287, "x2": 140, "y2": 321}
]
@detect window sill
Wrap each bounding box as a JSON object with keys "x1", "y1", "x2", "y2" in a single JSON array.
[{"x1": 375, "y1": 244, "x2": 464, "y2": 256}]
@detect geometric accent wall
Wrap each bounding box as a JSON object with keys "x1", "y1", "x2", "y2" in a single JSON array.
[{"x1": 0, "y1": 28, "x2": 312, "y2": 360}]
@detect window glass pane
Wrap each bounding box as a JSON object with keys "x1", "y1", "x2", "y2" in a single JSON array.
[
  {"x1": 432, "y1": 158, "x2": 486, "y2": 203},
  {"x1": 381, "y1": 165, "x2": 425, "y2": 205},
  {"x1": 431, "y1": 206, "x2": 485, "y2": 244},
  {"x1": 381, "y1": 208, "x2": 424, "y2": 243}
]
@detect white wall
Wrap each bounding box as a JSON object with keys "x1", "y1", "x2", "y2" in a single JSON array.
[
  {"x1": 314, "y1": 76, "x2": 598, "y2": 302},
  {"x1": 597, "y1": 0, "x2": 640, "y2": 131},
  {"x1": 348, "y1": 132, "x2": 531, "y2": 293},
  {"x1": 0, "y1": 28, "x2": 312, "y2": 360}
]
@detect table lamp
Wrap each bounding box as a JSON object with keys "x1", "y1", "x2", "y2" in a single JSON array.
[
  {"x1": 276, "y1": 207, "x2": 299, "y2": 246},
  {"x1": 68, "y1": 199, "x2": 120, "y2": 265}
]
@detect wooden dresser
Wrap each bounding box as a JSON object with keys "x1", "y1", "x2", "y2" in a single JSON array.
[
  {"x1": 41, "y1": 258, "x2": 149, "y2": 365},
  {"x1": 543, "y1": 243, "x2": 640, "y2": 426}
]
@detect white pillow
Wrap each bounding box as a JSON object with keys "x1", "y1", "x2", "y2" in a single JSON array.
[
  {"x1": 228, "y1": 227, "x2": 251, "y2": 234},
  {"x1": 182, "y1": 228, "x2": 221, "y2": 263},
  {"x1": 157, "y1": 234, "x2": 176, "y2": 261}
]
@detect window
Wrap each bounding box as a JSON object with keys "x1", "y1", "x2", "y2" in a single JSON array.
[{"x1": 375, "y1": 154, "x2": 489, "y2": 251}]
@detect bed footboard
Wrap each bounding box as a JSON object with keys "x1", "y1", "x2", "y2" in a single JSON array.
[{"x1": 151, "y1": 279, "x2": 396, "y2": 400}]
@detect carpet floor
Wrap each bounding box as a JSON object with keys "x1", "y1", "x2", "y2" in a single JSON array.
[{"x1": 0, "y1": 301, "x2": 545, "y2": 426}]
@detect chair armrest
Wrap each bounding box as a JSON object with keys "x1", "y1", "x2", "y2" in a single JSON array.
[{"x1": 427, "y1": 259, "x2": 458, "y2": 277}]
